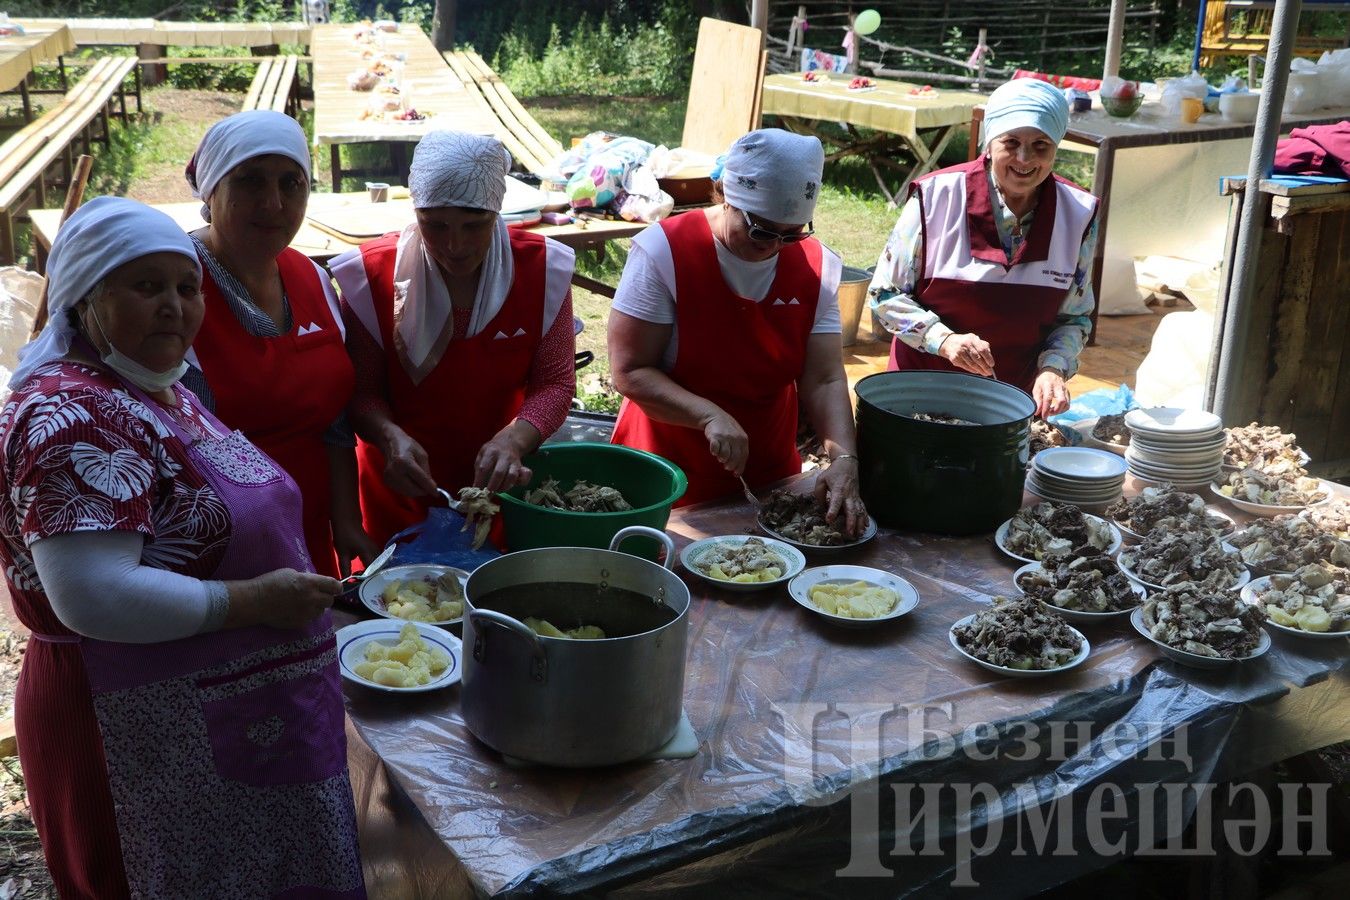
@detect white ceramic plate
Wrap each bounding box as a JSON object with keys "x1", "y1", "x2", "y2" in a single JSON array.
[
  {"x1": 1125, "y1": 407, "x2": 1224, "y2": 437},
  {"x1": 1209, "y1": 482, "x2": 1334, "y2": 518},
  {"x1": 1028, "y1": 467, "x2": 1126, "y2": 490},
  {"x1": 1112, "y1": 508, "x2": 1237, "y2": 543},
  {"x1": 994, "y1": 512, "x2": 1123, "y2": 564},
  {"x1": 1034, "y1": 447, "x2": 1129, "y2": 481},
  {"x1": 359, "y1": 563, "x2": 469, "y2": 626},
  {"x1": 1117, "y1": 543, "x2": 1250, "y2": 593},
  {"x1": 787, "y1": 565, "x2": 919, "y2": 627},
  {"x1": 336, "y1": 619, "x2": 462, "y2": 692},
  {"x1": 1131, "y1": 432, "x2": 1228, "y2": 450},
  {"x1": 1221, "y1": 449, "x2": 1310, "y2": 472},
  {"x1": 1025, "y1": 472, "x2": 1124, "y2": 499},
  {"x1": 759, "y1": 515, "x2": 879, "y2": 553},
  {"x1": 1012, "y1": 561, "x2": 1146, "y2": 623},
  {"x1": 679, "y1": 535, "x2": 806, "y2": 592},
  {"x1": 1240, "y1": 576, "x2": 1350, "y2": 641},
  {"x1": 1130, "y1": 606, "x2": 1270, "y2": 669},
  {"x1": 949, "y1": 614, "x2": 1090, "y2": 677}
]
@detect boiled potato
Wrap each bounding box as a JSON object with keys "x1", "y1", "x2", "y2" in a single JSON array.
[
  {"x1": 1293, "y1": 605, "x2": 1331, "y2": 633},
  {"x1": 354, "y1": 623, "x2": 451, "y2": 687},
  {"x1": 381, "y1": 575, "x2": 465, "y2": 622},
  {"x1": 809, "y1": 580, "x2": 899, "y2": 619},
  {"x1": 1265, "y1": 605, "x2": 1297, "y2": 627},
  {"x1": 524, "y1": 617, "x2": 606, "y2": 640}
]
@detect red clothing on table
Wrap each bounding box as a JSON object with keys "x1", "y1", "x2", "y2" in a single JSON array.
[
  {"x1": 190, "y1": 248, "x2": 355, "y2": 576},
  {"x1": 334, "y1": 229, "x2": 573, "y2": 544},
  {"x1": 1273, "y1": 121, "x2": 1350, "y2": 178},
  {"x1": 0, "y1": 363, "x2": 233, "y2": 899},
  {"x1": 611, "y1": 211, "x2": 822, "y2": 506},
  {"x1": 887, "y1": 156, "x2": 1098, "y2": 393}
]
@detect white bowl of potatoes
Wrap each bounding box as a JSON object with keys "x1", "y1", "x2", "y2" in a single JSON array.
[
  {"x1": 336, "y1": 619, "x2": 461, "y2": 692},
  {"x1": 787, "y1": 565, "x2": 920, "y2": 627},
  {"x1": 359, "y1": 563, "x2": 469, "y2": 626},
  {"x1": 679, "y1": 535, "x2": 806, "y2": 592}
]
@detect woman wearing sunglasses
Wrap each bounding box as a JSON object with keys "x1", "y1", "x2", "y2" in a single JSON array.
[{"x1": 609, "y1": 129, "x2": 866, "y2": 535}]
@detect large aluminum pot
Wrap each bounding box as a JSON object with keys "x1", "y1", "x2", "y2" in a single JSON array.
[{"x1": 462, "y1": 526, "x2": 689, "y2": 767}]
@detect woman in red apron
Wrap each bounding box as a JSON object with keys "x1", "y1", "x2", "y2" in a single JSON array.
[
  {"x1": 182, "y1": 110, "x2": 371, "y2": 578},
  {"x1": 0, "y1": 198, "x2": 364, "y2": 899},
  {"x1": 331, "y1": 131, "x2": 576, "y2": 545},
  {"x1": 869, "y1": 78, "x2": 1100, "y2": 416},
  {"x1": 607, "y1": 129, "x2": 866, "y2": 533}
]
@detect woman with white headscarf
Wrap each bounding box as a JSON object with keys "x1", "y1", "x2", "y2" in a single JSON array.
[
  {"x1": 608, "y1": 128, "x2": 866, "y2": 532},
  {"x1": 0, "y1": 197, "x2": 364, "y2": 899},
  {"x1": 331, "y1": 130, "x2": 575, "y2": 544},
  {"x1": 869, "y1": 77, "x2": 1099, "y2": 416},
  {"x1": 183, "y1": 109, "x2": 374, "y2": 578}
]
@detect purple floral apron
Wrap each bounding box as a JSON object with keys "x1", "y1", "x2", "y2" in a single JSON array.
[{"x1": 75, "y1": 379, "x2": 365, "y2": 899}]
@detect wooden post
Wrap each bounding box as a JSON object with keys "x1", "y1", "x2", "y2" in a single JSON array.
[
  {"x1": 139, "y1": 43, "x2": 167, "y2": 87},
  {"x1": 976, "y1": 27, "x2": 988, "y2": 91},
  {"x1": 1103, "y1": 0, "x2": 1128, "y2": 80}
]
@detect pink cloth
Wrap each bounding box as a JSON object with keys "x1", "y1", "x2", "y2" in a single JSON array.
[
  {"x1": 1013, "y1": 69, "x2": 1102, "y2": 92},
  {"x1": 1273, "y1": 121, "x2": 1350, "y2": 178}
]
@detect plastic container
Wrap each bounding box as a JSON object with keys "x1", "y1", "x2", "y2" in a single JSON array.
[
  {"x1": 855, "y1": 371, "x2": 1035, "y2": 534},
  {"x1": 497, "y1": 443, "x2": 687, "y2": 556},
  {"x1": 838, "y1": 266, "x2": 872, "y2": 346},
  {"x1": 1219, "y1": 92, "x2": 1259, "y2": 122}
]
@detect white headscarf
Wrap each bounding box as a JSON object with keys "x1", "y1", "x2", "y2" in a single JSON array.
[
  {"x1": 185, "y1": 109, "x2": 312, "y2": 220},
  {"x1": 982, "y1": 78, "x2": 1070, "y2": 148},
  {"x1": 394, "y1": 131, "x2": 515, "y2": 382},
  {"x1": 720, "y1": 128, "x2": 824, "y2": 225},
  {"x1": 10, "y1": 196, "x2": 199, "y2": 390}
]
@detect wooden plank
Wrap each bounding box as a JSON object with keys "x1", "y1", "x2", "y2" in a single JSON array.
[
  {"x1": 461, "y1": 50, "x2": 562, "y2": 160},
  {"x1": 441, "y1": 51, "x2": 542, "y2": 173},
  {"x1": 1272, "y1": 192, "x2": 1350, "y2": 219},
  {"x1": 243, "y1": 58, "x2": 274, "y2": 110},
  {"x1": 1256, "y1": 215, "x2": 1319, "y2": 437},
  {"x1": 276, "y1": 54, "x2": 299, "y2": 114},
  {"x1": 681, "y1": 17, "x2": 764, "y2": 156},
  {"x1": 1298, "y1": 209, "x2": 1350, "y2": 462},
  {"x1": 0, "y1": 57, "x2": 114, "y2": 186}
]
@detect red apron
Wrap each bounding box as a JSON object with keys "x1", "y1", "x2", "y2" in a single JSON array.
[
  {"x1": 888, "y1": 157, "x2": 1085, "y2": 394},
  {"x1": 192, "y1": 248, "x2": 355, "y2": 577},
  {"x1": 353, "y1": 231, "x2": 546, "y2": 544},
  {"x1": 611, "y1": 211, "x2": 820, "y2": 506}
]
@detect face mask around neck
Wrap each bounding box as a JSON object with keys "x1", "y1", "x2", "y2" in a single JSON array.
[{"x1": 88, "y1": 301, "x2": 189, "y2": 393}]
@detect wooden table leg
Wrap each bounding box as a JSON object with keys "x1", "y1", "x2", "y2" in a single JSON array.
[
  {"x1": 570, "y1": 272, "x2": 616, "y2": 299},
  {"x1": 331, "y1": 144, "x2": 343, "y2": 193},
  {"x1": 1086, "y1": 141, "x2": 1114, "y2": 347},
  {"x1": 18, "y1": 80, "x2": 32, "y2": 123}
]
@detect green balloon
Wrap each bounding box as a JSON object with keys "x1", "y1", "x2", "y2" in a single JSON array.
[{"x1": 854, "y1": 9, "x2": 881, "y2": 36}]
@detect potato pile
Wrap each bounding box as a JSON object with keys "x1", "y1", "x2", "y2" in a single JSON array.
[
  {"x1": 809, "y1": 581, "x2": 899, "y2": 619},
  {"x1": 355, "y1": 623, "x2": 453, "y2": 687},
  {"x1": 382, "y1": 573, "x2": 465, "y2": 622}
]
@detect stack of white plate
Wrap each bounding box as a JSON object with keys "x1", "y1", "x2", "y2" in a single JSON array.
[
  {"x1": 1026, "y1": 447, "x2": 1128, "y2": 506},
  {"x1": 1123, "y1": 407, "x2": 1225, "y2": 487}
]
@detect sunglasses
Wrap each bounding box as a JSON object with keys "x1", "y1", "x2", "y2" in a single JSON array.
[{"x1": 740, "y1": 208, "x2": 814, "y2": 244}]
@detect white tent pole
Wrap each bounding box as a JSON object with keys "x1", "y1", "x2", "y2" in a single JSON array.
[
  {"x1": 1207, "y1": 0, "x2": 1303, "y2": 417},
  {"x1": 751, "y1": 0, "x2": 769, "y2": 47},
  {"x1": 1103, "y1": 0, "x2": 1127, "y2": 79}
]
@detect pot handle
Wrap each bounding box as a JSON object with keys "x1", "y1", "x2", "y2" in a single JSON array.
[
  {"x1": 608, "y1": 525, "x2": 676, "y2": 570},
  {"x1": 467, "y1": 609, "x2": 547, "y2": 683}
]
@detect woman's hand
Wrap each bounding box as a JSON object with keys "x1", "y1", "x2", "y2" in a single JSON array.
[
  {"x1": 814, "y1": 457, "x2": 867, "y2": 538},
  {"x1": 1033, "y1": 369, "x2": 1071, "y2": 418},
  {"x1": 228, "y1": 568, "x2": 341, "y2": 630},
  {"x1": 380, "y1": 424, "x2": 437, "y2": 497},
  {"x1": 331, "y1": 517, "x2": 379, "y2": 578},
  {"x1": 938, "y1": 333, "x2": 996, "y2": 378},
  {"x1": 702, "y1": 410, "x2": 749, "y2": 476},
  {"x1": 474, "y1": 423, "x2": 536, "y2": 493}
]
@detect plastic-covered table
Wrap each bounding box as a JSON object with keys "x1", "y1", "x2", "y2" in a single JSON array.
[{"x1": 342, "y1": 476, "x2": 1350, "y2": 897}]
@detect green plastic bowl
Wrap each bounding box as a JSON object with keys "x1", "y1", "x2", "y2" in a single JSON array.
[
  {"x1": 1101, "y1": 94, "x2": 1143, "y2": 117},
  {"x1": 497, "y1": 442, "x2": 687, "y2": 556}
]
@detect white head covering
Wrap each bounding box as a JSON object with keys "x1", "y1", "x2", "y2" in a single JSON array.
[
  {"x1": 185, "y1": 109, "x2": 312, "y2": 220},
  {"x1": 10, "y1": 196, "x2": 199, "y2": 389},
  {"x1": 394, "y1": 131, "x2": 515, "y2": 382},
  {"x1": 982, "y1": 78, "x2": 1070, "y2": 148},
  {"x1": 720, "y1": 128, "x2": 824, "y2": 225}
]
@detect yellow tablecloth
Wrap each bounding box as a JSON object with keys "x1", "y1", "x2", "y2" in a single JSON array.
[
  {"x1": 761, "y1": 72, "x2": 986, "y2": 145},
  {"x1": 0, "y1": 26, "x2": 75, "y2": 94}
]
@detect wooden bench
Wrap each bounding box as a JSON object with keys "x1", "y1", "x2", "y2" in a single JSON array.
[
  {"x1": 442, "y1": 49, "x2": 563, "y2": 175},
  {"x1": 0, "y1": 54, "x2": 139, "y2": 264},
  {"x1": 242, "y1": 54, "x2": 299, "y2": 116}
]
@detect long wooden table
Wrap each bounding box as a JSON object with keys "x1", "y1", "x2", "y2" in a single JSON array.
[
  {"x1": 28, "y1": 191, "x2": 647, "y2": 295},
  {"x1": 761, "y1": 72, "x2": 987, "y2": 205},
  {"x1": 0, "y1": 26, "x2": 74, "y2": 119},
  {"x1": 340, "y1": 473, "x2": 1350, "y2": 896},
  {"x1": 311, "y1": 22, "x2": 504, "y2": 191}
]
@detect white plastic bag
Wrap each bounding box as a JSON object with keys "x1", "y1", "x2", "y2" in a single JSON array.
[
  {"x1": 1160, "y1": 71, "x2": 1209, "y2": 115},
  {"x1": 1315, "y1": 49, "x2": 1350, "y2": 106},
  {"x1": 616, "y1": 166, "x2": 674, "y2": 223}
]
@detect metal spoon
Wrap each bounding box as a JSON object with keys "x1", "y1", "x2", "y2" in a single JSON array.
[{"x1": 437, "y1": 486, "x2": 467, "y2": 513}]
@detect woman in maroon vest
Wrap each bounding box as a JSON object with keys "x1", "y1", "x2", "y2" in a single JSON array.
[
  {"x1": 869, "y1": 78, "x2": 1099, "y2": 417},
  {"x1": 183, "y1": 110, "x2": 374, "y2": 578},
  {"x1": 608, "y1": 129, "x2": 866, "y2": 534},
  {"x1": 330, "y1": 131, "x2": 576, "y2": 545}
]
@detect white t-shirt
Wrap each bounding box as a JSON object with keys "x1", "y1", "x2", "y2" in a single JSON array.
[{"x1": 612, "y1": 222, "x2": 843, "y2": 370}]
